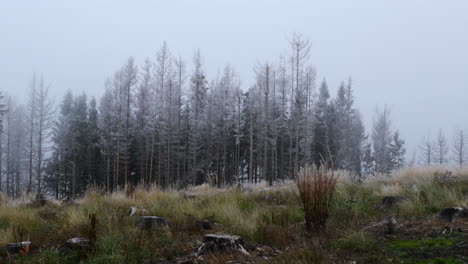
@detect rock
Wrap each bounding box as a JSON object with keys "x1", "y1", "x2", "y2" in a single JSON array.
[
  {"x1": 384, "y1": 216, "x2": 397, "y2": 235},
  {"x1": 128, "y1": 206, "x2": 148, "y2": 216},
  {"x1": 137, "y1": 216, "x2": 169, "y2": 229},
  {"x1": 196, "y1": 234, "x2": 249, "y2": 257},
  {"x1": 436, "y1": 207, "x2": 468, "y2": 222},
  {"x1": 63, "y1": 238, "x2": 92, "y2": 250},
  {"x1": 381, "y1": 196, "x2": 407, "y2": 209},
  {"x1": 6, "y1": 241, "x2": 31, "y2": 255}
]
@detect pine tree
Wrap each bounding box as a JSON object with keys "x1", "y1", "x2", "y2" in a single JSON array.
[
  {"x1": 312, "y1": 79, "x2": 331, "y2": 167},
  {"x1": 35, "y1": 76, "x2": 54, "y2": 193},
  {"x1": 433, "y1": 128, "x2": 448, "y2": 165},
  {"x1": 452, "y1": 128, "x2": 467, "y2": 167},
  {"x1": 390, "y1": 130, "x2": 406, "y2": 170},
  {"x1": 372, "y1": 107, "x2": 392, "y2": 175},
  {"x1": 362, "y1": 141, "x2": 374, "y2": 178},
  {"x1": 0, "y1": 91, "x2": 7, "y2": 192},
  {"x1": 419, "y1": 136, "x2": 433, "y2": 166},
  {"x1": 46, "y1": 91, "x2": 74, "y2": 198},
  {"x1": 189, "y1": 50, "x2": 208, "y2": 184},
  {"x1": 99, "y1": 85, "x2": 117, "y2": 192}
]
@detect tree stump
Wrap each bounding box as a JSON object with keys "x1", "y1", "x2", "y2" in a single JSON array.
[
  {"x1": 6, "y1": 241, "x2": 31, "y2": 256},
  {"x1": 128, "y1": 206, "x2": 148, "y2": 216},
  {"x1": 437, "y1": 207, "x2": 468, "y2": 222},
  {"x1": 195, "y1": 219, "x2": 214, "y2": 230},
  {"x1": 30, "y1": 193, "x2": 48, "y2": 207},
  {"x1": 63, "y1": 238, "x2": 92, "y2": 251},
  {"x1": 137, "y1": 216, "x2": 169, "y2": 229},
  {"x1": 196, "y1": 234, "x2": 249, "y2": 257},
  {"x1": 381, "y1": 196, "x2": 407, "y2": 209}
]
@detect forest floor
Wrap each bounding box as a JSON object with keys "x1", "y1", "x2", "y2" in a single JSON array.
[{"x1": 0, "y1": 167, "x2": 467, "y2": 264}]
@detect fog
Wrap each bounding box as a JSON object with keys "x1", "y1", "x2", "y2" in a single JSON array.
[{"x1": 1, "y1": 0, "x2": 467, "y2": 154}]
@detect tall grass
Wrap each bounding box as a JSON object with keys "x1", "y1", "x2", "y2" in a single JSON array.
[
  {"x1": 0, "y1": 166, "x2": 466, "y2": 262},
  {"x1": 297, "y1": 165, "x2": 337, "y2": 231}
]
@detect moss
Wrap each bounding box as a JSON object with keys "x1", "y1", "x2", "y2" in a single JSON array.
[
  {"x1": 333, "y1": 231, "x2": 378, "y2": 253},
  {"x1": 389, "y1": 237, "x2": 454, "y2": 249},
  {"x1": 415, "y1": 257, "x2": 464, "y2": 264}
]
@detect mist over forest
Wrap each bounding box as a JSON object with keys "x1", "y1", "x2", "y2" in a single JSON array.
[
  {"x1": 0, "y1": 35, "x2": 466, "y2": 197},
  {"x1": 0, "y1": 2, "x2": 467, "y2": 263}
]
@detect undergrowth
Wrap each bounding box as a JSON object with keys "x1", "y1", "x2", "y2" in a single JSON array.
[{"x1": 0, "y1": 166, "x2": 466, "y2": 263}]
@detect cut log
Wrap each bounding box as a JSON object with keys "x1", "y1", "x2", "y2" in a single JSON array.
[
  {"x1": 196, "y1": 234, "x2": 249, "y2": 257},
  {"x1": 362, "y1": 216, "x2": 398, "y2": 235},
  {"x1": 6, "y1": 241, "x2": 31, "y2": 255},
  {"x1": 137, "y1": 216, "x2": 169, "y2": 229},
  {"x1": 63, "y1": 238, "x2": 92, "y2": 250}
]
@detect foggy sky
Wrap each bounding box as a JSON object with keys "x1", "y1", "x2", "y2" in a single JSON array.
[{"x1": 1, "y1": 0, "x2": 467, "y2": 158}]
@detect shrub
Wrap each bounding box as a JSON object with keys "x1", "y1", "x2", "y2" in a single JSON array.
[{"x1": 297, "y1": 164, "x2": 337, "y2": 231}]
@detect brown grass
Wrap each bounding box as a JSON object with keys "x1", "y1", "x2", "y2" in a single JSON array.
[{"x1": 297, "y1": 164, "x2": 337, "y2": 232}]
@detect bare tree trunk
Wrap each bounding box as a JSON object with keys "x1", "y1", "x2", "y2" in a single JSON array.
[
  {"x1": 6, "y1": 98, "x2": 11, "y2": 195},
  {"x1": 271, "y1": 71, "x2": 277, "y2": 183},
  {"x1": 236, "y1": 94, "x2": 241, "y2": 183},
  {"x1": 289, "y1": 56, "x2": 294, "y2": 179},
  {"x1": 27, "y1": 77, "x2": 36, "y2": 193},
  {"x1": 149, "y1": 133, "x2": 155, "y2": 184},
  {"x1": 0, "y1": 123, "x2": 3, "y2": 192},
  {"x1": 263, "y1": 65, "x2": 270, "y2": 185},
  {"x1": 115, "y1": 120, "x2": 121, "y2": 190},
  {"x1": 71, "y1": 161, "x2": 76, "y2": 198},
  {"x1": 249, "y1": 104, "x2": 253, "y2": 184},
  {"x1": 167, "y1": 80, "x2": 173, "y2": 186},
  {"x1": 36, "y1": 92, "x2": 44, "y2": 193},
  {"x1": 279, "y1": 58, "x2": 286, "y2": 181},
  {"x1": 106, "y1": 152, "x2": 110, "y2": 192},
  {"x1": 294, "y1": 48, "x2": 300, "y2": 177}
]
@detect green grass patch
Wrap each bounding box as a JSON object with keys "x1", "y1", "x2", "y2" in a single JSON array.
[
  {"x1": 389, "y1": 237, "x2": 454, "y2": 249},
  {"x1": 415, "y1": 257, "x2": 464, "y2": 264},
  {"x1": 333, "y1": 231, "x2": 378, "y2": 253}
]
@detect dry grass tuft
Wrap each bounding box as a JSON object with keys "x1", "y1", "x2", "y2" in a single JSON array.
[{"x1": 297, "y1": 164, "x2": 337, "y2": 232}]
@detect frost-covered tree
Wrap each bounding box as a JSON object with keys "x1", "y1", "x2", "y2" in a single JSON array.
[
  {"x1": 188, "y1": 50, "x2": 208, "y2": 184},
  {"x1": 135, "y1": 59, "x2": 154, "y2": 184},
  {"x1": 433, "y1": 129, "x2": 448, "y2": 165},
  {"x1": 46, "y1": 91, "x2": 74, "y2": 198},
  {"x1": 121, "y1": 58, "x2": 138, "y2": 187},
  {"x1": 1, "y1": 97, "x2": 27, "y2": 197},
  {"x1": 35, "y1": 76, "x2": 54, "y2": 193},
  {"x1": 0, "y1": 91, "x2": 7, "y2": 192},
  {"x1": 362, "y1": 141, "x2": 374, "y2": 178},
  {"x1": 452, "y1": 128, "x2": 467, "y2": 167},
  {"x1": 289, "y1": 33, "x2": 311, "y2": 177},
  {"x1": 390, "y1": 130, "x2": 406, "y2": 170},
  {"x1": 333, "y1": 79, "x2": 366, "y2": 175},
  {"x1": 372, "y1": 107, "x2": 393, "y2": 175},
  {"x1": 419, "y1": 136, "x2": 432, "y2": 166},
  {"x1": 98, "y1": 85, "x2": 117, "y2": 192},
  {"x1": 312, "y1": 79, "x2": 332, "y2": 167}
]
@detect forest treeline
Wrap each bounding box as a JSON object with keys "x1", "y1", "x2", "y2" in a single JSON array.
[{"x1": 0, "y1": 35, "x2": 465, "y2": 199}]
